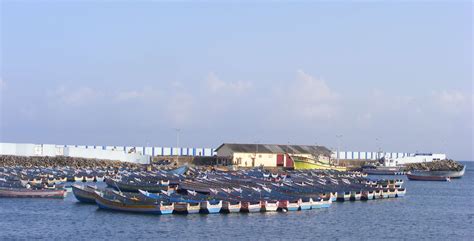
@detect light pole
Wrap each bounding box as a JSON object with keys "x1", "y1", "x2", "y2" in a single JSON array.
[
  {"x1": 376, "y1": 137, "x2": 381, "y2": 160},
  {"x1": 174, "y1": 128, "x2": 180, "y2": 163},
  {"x1": 336, "y1": 134, "x2": 343, "y2": 165}
]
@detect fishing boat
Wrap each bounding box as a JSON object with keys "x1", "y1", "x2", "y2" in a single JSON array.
[
  {"x1": 373, "y1": 190, "x2": 382, "y2": 199},
  {"x1": 222, "y1": 201, "x2": 241, "y2": 213},
  {"x1": 174, "y1": 202, "x2": 200, "y2": 214},
  {"x1": 361, "y1": 191, "x2": 375, "y2": 200},
  {"x1": 200, "y1": 200, "x2": 222, "y2": 214},
  {"x1": 72, "y1": 184, "x2": 97, "y2": 203},
  {"x1": 95, "y1": 191, "x2": 174, "y2": 215},
  {"x1": 84, "y1": 176, "x2": 95, "y2": 182},
  {"x1": 105, "y1": 178, "x2": 168, "y2": 192},
  {"x1": 362, "y1": 166, "x2": 404, "y2": 175},
  {"x1": 310, "y1": 198, "x2": 324, "y2": 209},
  {"x1": 406, "y1": 173, "x2": 450, "y2": 181},
  {"x1": 337, "y1": 192, "x2": 351, "y2": 201},
  {"x1": 286, "y1": 200, "x2": 300, "y2": 211},
  {"x1": 240, "y1": 201, "x2": 261, "y2": 213},
  {"x1": 74, "y1": 175, "x2": 84, "y2": 182},
  {"x1": 293, "y1": 156, "x2": 347, "y2": 171},
  {"x1": 321, "y1": 198, "x2": 332, "y2": 208},
  {"x1": 350, "y1": 191, "x2": 361, "y2": 201},
  {"x1": 396, "y1": 188, "x2": 406, "y2": 197},
  {"x1": 0, "y1": 186, "x2": 66, "y2": 198},
  {"x1": 380, "y1": 189, "x2": 389, "y2": 198},
  {"x1": 261, "y1": 200, "x2": 279, "y2": 212},
  {"x1": 299, "y1": 198, "x2": 312, "y2": 210},
  {"x1": 387, "y1": 189, "x2": 397, "y2": 198}
]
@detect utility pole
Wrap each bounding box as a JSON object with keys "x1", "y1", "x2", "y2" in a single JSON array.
[{"x1": 376, "y1": 137, "x2": 381, "y2": 160}]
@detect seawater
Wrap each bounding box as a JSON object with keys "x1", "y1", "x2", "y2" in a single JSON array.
[{"x1": 1, "y1": 162, "x2": 473, "y2": 240}]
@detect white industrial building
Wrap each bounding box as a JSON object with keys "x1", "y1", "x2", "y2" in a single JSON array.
[
  {"x1": 383, "y1": 153, "x2": 447, "y2": 167},
  {"x1": 0, "y1": 142, "x2": 217, "y2": 164}
]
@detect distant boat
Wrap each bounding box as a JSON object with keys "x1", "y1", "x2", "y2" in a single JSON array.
[
  {"x1": 406, "y1": 173, "x2": 450, "y2": 181},
  {"x1": 0, "y1": 186, "x2": 67, "y2": 198},
  {"x1": 362, "y1": 166, "x2": 404, "y2": 175},
  {"x1": 408, "y1": 165, "x2": 466, "y2": 179}
]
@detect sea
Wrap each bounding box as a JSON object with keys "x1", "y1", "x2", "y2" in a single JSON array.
[{"x1": 0, "y1": 162, "x2": 473, "y2": 240}]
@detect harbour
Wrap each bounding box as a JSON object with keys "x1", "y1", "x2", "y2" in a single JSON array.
[
  {"x1": 0, "y1": 162, "x2": 472, "y2": 240},
  {"x1": 2, "y1": 1, "x2": 471, "y2": 240}
]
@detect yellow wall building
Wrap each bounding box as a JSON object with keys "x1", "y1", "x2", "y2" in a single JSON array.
[{"x1": 215, "y1": 143, "x2": 332, "y2": 168}]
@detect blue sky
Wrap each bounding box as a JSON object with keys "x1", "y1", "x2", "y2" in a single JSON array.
[{"x1": 1, "y1": 1, "x2": 472, "y2": 160}]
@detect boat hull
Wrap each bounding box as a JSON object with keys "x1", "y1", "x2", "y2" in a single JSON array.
[
  {"x1": 174, "y1": 202, "x2": 200, "y2": 214},
  {"x1": 72, "y1": 185, "x2": 96, "y2": 203},
  {"x1": 261, "y1": 201, "x2": 279, "y2": 212},
  {"x1": 0, "y1": 187, "x2": 66, "y2": 198},
  {"x1": 222, "y1": 201, "x2": 241, "y2": 213},
  {"x1": 200, "y1": 201, "x2": 222, "y2": 214},
  {"x1": 241, "y1": 202, "x2": 261, "y2": 213},
  {"x1": 408, "y1": 166, "x2": 465, "y2": 179},
  {"x1": 95, "y1": 195, "x2": 173, "y2": 215},
  {"x1": 407, "y1": 173, "x2": 450, "y2": 181}
]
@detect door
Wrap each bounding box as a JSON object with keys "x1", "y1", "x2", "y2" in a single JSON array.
[{"x1": 276, "y1": 154, "x2": 284, "y2": 166}]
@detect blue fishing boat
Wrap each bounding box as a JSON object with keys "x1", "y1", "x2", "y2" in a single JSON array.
[
  {"x1": 95, "y1": 191, "x2": 174, "y2": 215},
  {"x1": 200, "y1": 200, "x2": 223, "y2": 214}
]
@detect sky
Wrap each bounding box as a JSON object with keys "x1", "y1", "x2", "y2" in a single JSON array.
[{"x1": 0, "y1": 1, "x2": 472, "y2": 160}]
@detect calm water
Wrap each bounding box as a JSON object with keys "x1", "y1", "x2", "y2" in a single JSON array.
[{"x1": 1, "y1": 162, "x2": 473, "y2": 240}]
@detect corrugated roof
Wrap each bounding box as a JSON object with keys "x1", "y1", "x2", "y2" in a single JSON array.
[{"x1": 216, "y1": 143, "x2": 331, "y2": 156}]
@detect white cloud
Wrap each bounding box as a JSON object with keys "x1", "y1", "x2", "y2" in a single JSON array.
[
  {"x1": 285, "y1": 70, "x2": 340, "y2": 120},
  {"x1": 295, "y1": 70, "x2": 339, "y2": 102},
  {"x1": 206, "y1": 72, "x2": 252, "y2": 94},
  {"x1": 0, "y1": 78, "x2": 5, "y2": 91},
  {"x1": 115, "y1": 90, "x2": 147, "y2": 102},
  {"x1": 54, "y1": 86, "x2": 101, "y2": 106},
  {"x1": 432, "y1": 90, "x2": 471, "y2": 113}
]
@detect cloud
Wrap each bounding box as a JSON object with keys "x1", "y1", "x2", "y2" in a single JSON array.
[
  {"x1": 53, "y1": 86, "x2": 101, "y2": 106},
  {"x1": 114, "y1": 88, "x2": 160, "y2": 102},
  {"x1": 0, "y1": 78, "x2": 5, "y2": 91},
  {"x1": 295, "y1": 70, "x2": 339, "y2": 102},
  {"x1": 432, "y1": 90, "x2": 471, "y2": 114},
  {"x1": 284, "y1": 70, "x2": 340, "y2": 120},
  {"x1": 206, "y1": 72, "x2": 252, "y2": 94},
  {"x1": 115, "y1": 90, "x2": 145, "y2": 101}
]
